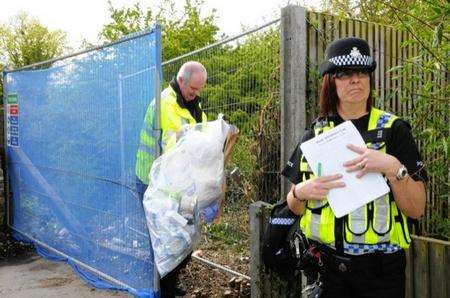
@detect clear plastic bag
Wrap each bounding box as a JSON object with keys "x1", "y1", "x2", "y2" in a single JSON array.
[{"x1": 143, "y1": 116, "x2": 232, "y2": 277}]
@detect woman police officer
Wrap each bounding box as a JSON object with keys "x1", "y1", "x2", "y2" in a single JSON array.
[{"x1": 281, "y1": 37, "x2": 427, "y2": 297}]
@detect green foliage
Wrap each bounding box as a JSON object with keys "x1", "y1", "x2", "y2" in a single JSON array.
[
  {"x1": 161, "y1": 27, "x2": 281, "y2": 205},
  {"x1": 322, "y1": 0, "x2": 355, "y2": 18},
  {"x1": 206, "y1": 29, "x2": 280, "y2": 203},
  {"x1": 370, "y1": 0, "x2": 448, "y2": 240},
  {"x1": 100, "y1": 0, "x2": 219, "y2": 61},
  {"x1": 204, "y1": 221, "x2": 243, "y2": 246},
  {"x1": 0, "y1": 13, "x2": 68, "y2": 103},
  {"x1": 0, "y1": 13, "x2": 68, "y2": 68}
]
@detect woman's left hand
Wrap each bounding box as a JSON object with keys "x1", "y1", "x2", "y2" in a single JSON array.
[{"x1": 343, "y1": 144, "x2": 401, "y2": 178}]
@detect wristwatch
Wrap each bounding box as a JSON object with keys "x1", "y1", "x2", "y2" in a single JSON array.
[{"x1": 396, "y1": 164, "x2": 408, "y2": 181}]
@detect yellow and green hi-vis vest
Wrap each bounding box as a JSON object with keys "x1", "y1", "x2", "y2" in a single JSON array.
[
  {"x1": 135, "y1": 85, "x2": 207, "y2": 184},
  {"x1": 299, "y1": 107, "x2": 412, "y2": 249}
]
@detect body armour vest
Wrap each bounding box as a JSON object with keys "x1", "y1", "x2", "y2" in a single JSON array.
[{"x1": 299, "y1": 107, "x2": 412, "y2": 249}]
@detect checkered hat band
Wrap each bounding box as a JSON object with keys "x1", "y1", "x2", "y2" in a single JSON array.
[
  {"x1": 270, "y1": 217, "x2": 296, "y2": 225},
  {"x1": 329, "y1": 55, "x2": 373, "y2": 67}
]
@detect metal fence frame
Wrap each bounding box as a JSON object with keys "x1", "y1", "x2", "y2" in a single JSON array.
[
  {"x1": 1, "y1": 28, "x2": 162, "y2": 293},
  {"x1": 161, "y1": 18, "x2": 283, "y2": 204}
]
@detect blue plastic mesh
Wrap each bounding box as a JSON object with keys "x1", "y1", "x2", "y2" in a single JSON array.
[{"x1": 3, "y1": 27, "x2": 161, "y2": 297}]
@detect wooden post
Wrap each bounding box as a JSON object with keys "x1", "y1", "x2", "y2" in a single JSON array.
[
  {"x1": 413, "y1": 237, "x2": 429, "y2": 297},
  {"x1": 405, "y1": 243, "x2": 414, "y2": 298},
  {"x1": 409, "y1": 235, "x2": 450, "y2": 298},
  {"x1": 429, "y1": 242, "x2": 446, "y2": 298},
  {"x1": 280, "y1": 5, "x2": 307, "y2": 201},
  {"x1": 249, "y1": 201, "x2": 271, "y2": 297},
  {"x1": 249, "y1": 201, "x2": 304, "y2": 297}
]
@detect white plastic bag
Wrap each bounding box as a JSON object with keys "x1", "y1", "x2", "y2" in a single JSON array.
[{"x1": 143, "y1": 116, "x2": 231, "y2": 277}]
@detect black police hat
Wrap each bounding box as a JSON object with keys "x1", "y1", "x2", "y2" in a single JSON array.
[{"x1": 319, "y1": 37, "x2": 376, "y2": 76}]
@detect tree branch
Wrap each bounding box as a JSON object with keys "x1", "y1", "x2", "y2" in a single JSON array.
[{"x1": 374, "y1": 0, "x2": 448, "y2": 39}]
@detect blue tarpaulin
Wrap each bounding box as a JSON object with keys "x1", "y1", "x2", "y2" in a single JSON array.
[{"x1": 3, "y1": 27, "x2": 162, "y2": 297}]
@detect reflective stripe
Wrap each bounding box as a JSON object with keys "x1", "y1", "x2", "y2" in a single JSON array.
[
  {"x1": 346, "y1": 205, "x2": 367, "y2": 243},
  {"x1": 373, "y1": 194, "x2": 391, "y2": 242},
  {"x1": 138, "y1": 143, "x2": 156, "y2": 156},
  {"x1": 364, "y1": 202, "x2": 378, "y2": 244},
  {"x1": 143, "y1": 121, "x2": 158, "y2": 138},
  {"x1": 140, "y1": 130, "x2": 156, "y2": 147},
  {"x1": 310, "y1": 213, "x2": 321, "y2": 240}
]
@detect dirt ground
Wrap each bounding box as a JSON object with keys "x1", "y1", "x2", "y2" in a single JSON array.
[
  {"x1": 180, "y1": 243, "x2": 251, "y2": 297},
  {"x1": 0, "y1": 195, "x2": 251, "y2": 297},
  {"x1": 0, "y1": 243, "x2": 250, "y2": 298},
  {"x1": 0, "y1": 251, "x2": 129, "y2": 298},
  {"x1": 0, "y1": 215, "x2": 251, "y2": 297}
]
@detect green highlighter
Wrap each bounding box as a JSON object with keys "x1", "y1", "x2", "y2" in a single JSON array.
[{"x1": 317, "y1": 162, "x2": 322, "y2": 177}]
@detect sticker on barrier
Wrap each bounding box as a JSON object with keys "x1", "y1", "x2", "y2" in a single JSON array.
[{"x1": 7, "y1": 93, "x2": 19, "y2": 147}]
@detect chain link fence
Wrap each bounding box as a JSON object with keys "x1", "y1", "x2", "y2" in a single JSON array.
[{"x1": 162, "y1": 20, "x2": 281, "y2": 256}]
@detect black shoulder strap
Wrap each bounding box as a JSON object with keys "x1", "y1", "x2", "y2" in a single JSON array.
[{"x1": 334, "y1": 216, "x2": 344, "y2": 253}]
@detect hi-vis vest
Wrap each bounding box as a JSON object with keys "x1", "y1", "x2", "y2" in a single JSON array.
[
  {"x1": 299, "y1": 107, "x2": 412, "y2": 249},
  {"x1": 135, "y1": 85, "x2": 207, "y2": 184}
]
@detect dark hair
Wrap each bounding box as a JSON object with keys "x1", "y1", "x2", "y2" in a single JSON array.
[{"x1": 319, "y1": 73, "x2": 374, "y2": 116}]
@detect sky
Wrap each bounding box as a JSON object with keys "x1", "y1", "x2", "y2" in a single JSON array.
[{"x1": 0, "y1": 0, "x2": 321, "y2": 49}]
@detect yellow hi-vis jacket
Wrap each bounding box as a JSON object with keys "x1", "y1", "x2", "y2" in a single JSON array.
[
  {"x1": 299, "y1": 107, "x2": 412, "y2": 249},
  {"x1": 135, "y1": 85, "x2": 207, "y2": 184}
]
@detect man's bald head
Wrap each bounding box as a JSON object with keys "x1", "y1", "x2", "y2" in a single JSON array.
[{"x1": 176, "y1": 61, "x2": 207, "y2": 101}]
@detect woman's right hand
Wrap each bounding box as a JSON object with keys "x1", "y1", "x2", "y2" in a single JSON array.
[{"x1": 294, "y1": 174, "x2": 345, "y2": 201}]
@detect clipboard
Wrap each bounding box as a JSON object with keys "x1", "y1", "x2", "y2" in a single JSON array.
[{"x1": 300, "y1": 121, "x2": 390, "y2": 218}]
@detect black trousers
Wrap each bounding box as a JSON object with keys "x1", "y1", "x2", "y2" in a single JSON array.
[
  {"x1": 160, "y1": 254, "x2": 192, "y2": 298},
  {"x1": 320, "y1": 249, "x2": 406, "y2": 298}
]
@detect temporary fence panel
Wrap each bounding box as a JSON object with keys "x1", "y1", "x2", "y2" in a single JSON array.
[
  {"x1": 163, "y1": 20, "x2": 281, "y2": 204},
  {"x1": 161, "y1": 20, "x2": 281, "y2": 259},
  {"x1": 3, "y1": 27, "x2": 161, "y2": 297}
]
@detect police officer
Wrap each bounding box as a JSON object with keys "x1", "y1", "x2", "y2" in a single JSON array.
[
  {"x1": 135, "y1": 61, "x2": 208, "y2": 297},
  {"x1": 282, "y1": 37, "x2": 427, "y2": 298}
]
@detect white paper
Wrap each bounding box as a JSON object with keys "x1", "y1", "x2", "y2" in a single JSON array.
[{"x1": 300, "y1": 121, "x2": 389, "y2": 218}]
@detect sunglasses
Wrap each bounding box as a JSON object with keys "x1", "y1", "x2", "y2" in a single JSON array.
[{"x1": 334, "y1": 70, "x2": 370, "y2": 80}]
